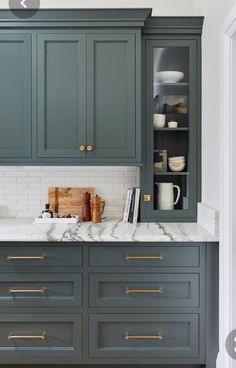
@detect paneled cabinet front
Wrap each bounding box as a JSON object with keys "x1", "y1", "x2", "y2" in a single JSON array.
[
  {"x1": 37, "y1": 32, "x2": 139, "y2": 162},
  {"x1": 0, "y1": 34, "x2": 31, "y2": 159}
]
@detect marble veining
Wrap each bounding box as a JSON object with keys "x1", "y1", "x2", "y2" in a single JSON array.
[{"x1": 0, "y1": 218, "x2": 218, "y2": 242}]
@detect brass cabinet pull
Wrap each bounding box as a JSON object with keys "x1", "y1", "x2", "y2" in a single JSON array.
[
  {"x1": 87, "y1": 145, "x2": 93, "y2": 152},
  {"x1": 8, "y1": 288, "x2": 46, "y2": 294},
  {"x1": 8, "y1": 332, "x2": 47, "y2": 340},
  {"x1": 79, "y1": 145, "x2": 86, "y2": 152},
  {"x1": 125, "y1": 255, "x2": 164, "y2": 261},
  {"x1": 6, "y1": 255, "x2": 45, "y2": 261},
  {"x1": 125, "y1": 288, "x2": 163, "y2": 294},
  {"x1": 124, "y1": 333, "x2": 163, "y2": 341}
]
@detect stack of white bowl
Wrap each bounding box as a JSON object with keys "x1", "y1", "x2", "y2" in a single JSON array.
[{"x1": 168, "y1": 156, "x2": 186, "y2": 172}]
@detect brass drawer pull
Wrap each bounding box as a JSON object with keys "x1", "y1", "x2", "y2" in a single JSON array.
[
  {"x1": 8, "y1": 332, "x2": 47, "y2": 340},
  {"x1": 6, "y1": 255, "x2": 45, "y2": 261},
  {"x1": 8, "y1": 288, "x2": 46, "y2": 294},
  {"x1": 79, "y1": 145, "x2": 86, "y2": 152},
  {"x1": 125, "y1": 288, "x2": 163, "y2": 294},
  {"x1": 125, "y1": 255, "x2": 164, "y2": 261},
  {"x1": 124, "y1": 333, "x2": 163, "y2": 341}
]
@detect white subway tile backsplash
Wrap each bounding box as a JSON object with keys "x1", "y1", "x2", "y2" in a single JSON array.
[{"x1": 0, "y1": 166, "x2": 139, "y2": 218}]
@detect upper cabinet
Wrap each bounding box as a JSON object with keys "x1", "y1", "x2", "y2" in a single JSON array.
[
  {"x1": 37, "y1": 34, "x2": 86, "y2": 158},
  {"x1": 0, "y1": 9, "x2": 146, "y2": 165},
  {"x1": 141, "y1": 18, "x2": 203, "y2": 222},
  {"x1": 0, "y1": 34, "x2": 31, "y2": 159}
]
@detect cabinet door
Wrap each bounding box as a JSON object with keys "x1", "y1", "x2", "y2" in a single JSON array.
[
  {"x1": 38, "y1": 34, "x2": 86, "y2": 158},
  {"x1": 87, "y1": 34, "x2": 136, "y2": 159},
  {"x1": 142, "y1": 39, "x2": 198, "y2": 222},
  {"x1": 0, "y1": 34, "x2": 31, "y2": 158}
]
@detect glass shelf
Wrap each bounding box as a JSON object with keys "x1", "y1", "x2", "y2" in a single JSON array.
[
  {"x1": 154, "y1": 82, "x2": 189, "y2": 86},
  {"x1": 154, "y1": 128, "x2": 189, "y2": 131},
  {"x1": 154, "y1": 172, "x2": 189, "y2": 176}
]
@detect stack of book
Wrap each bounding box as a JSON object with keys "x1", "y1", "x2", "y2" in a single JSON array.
[{"x1": 123, "y1": 187, "x2": 141, "y2": 224}]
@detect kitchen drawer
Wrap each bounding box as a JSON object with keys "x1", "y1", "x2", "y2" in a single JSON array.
[
  {"x1": 89, "y1": 245, "x2": 200, "y2": 267},
  {"x1": 0, "y1": 314, "x2": 81, "y2": 358},
  {"x1": 89, "y1": 314, "x2": 199, "y2": 358},
  {"x1": 0, "y1": 273, "x2": 82, "y2": 307},
  {"x1": 0, "y1": 246, "x2": 82, "y2": 268},
  {"x1": 89, "y1": 273, "x2": 199, "y2": 308}
]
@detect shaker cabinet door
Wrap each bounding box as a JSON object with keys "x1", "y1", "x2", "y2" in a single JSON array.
[
  {"x1": 37, "y1": 34, "x2": 86, "y2": 158},
  {"x1": 0, "y1": 34, "x2": 31, "y2": 158},
  {"x1": 86, "y1": 34, "x2": 136, "y2": 159}
]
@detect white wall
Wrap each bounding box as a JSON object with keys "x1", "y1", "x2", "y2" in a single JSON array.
[
  {"x1": 0, "y1": 0, "x2": 195, "y2": 16},
  {"x1": 201, "y1": 0, "x2": 236, "y2": 210}
]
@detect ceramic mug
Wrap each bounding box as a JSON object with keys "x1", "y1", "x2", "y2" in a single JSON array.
[
  {"x1": 168, "y1": 120, "x2": 178, "y2": 128},
  {"x1": 155, "y1": 182, "x2": 181, "y2": 210},
  {"x1": 153, "y1": 114, "x2": 166, "y2": 128}
]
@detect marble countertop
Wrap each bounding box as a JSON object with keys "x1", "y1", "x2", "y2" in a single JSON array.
[{"x1": 0, "y1": 218, "x2": 218, "y2": 242}]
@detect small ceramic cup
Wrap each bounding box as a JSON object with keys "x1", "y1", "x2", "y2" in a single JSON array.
[
  {"x1": 153, "y1": 114, "x2": 166, "y2": 128},
  {"x1": 168, "y1": 120, "x2": 178, "y2": 128}
]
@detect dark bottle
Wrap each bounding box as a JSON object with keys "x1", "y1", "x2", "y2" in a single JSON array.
[
  {"x1": 42, "y1": 203, "x2": 53, "y2": 219},
  {"x1": 82, "y1": 192, "x2": 91, "y2": 222}
]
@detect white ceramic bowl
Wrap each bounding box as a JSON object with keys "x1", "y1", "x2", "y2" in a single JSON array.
[
  {"x1": 168, "y1": 161, "x2": 186, "y2": 172},
  {"x1": 168, "y1": 156, "x2": 185, "y2": 162},
  {"x1": 155, "y1": 71, "x2": 184, "y2": 84}
]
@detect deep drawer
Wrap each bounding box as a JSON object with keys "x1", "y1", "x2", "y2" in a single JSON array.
[
  {"x1": 0, "y1": 246, "x2": 82, "y2": 268},
  {"x1": 89, "y1": 313, "x2": 199, "y2": 358},
  {"x1": 0, "y1": 273, "x2": 82, "y2": 307},
  {"x1": 89, "y1": 273, "x2": 199, "y2": 308},
  {"x1": 89, "y1": 245, "x2": 200, "y2": 267},
  {"x1": 0, "y1": 314, "x2": 81, "y2": 358}
]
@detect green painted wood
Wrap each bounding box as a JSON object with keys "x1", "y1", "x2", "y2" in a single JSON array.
[
  {"x1": 89, "y1": 245, "x2": 200, "y2": 267},
  {"x1": 37, "y1": 34, "x2": 86, "y2": 158},
  {"x1": 0, "y1": 314, "x2": 81, "y2": 358},
  {"x1": 0, "y1": 246, "x2": 82, "y2": 268},
  {"x1": 0, "y1": 34, "x2": 31, "y2": 158},
  {"x1": 142, "y1": 38, "x2": 199, "y2": 222},
  {"x1": 89, "y1": 273, "x2": 199, "y2": 308},
  {"x1": 89, "y1": 313, "x2": 199, "y2": 358},
  {"x1": 0, "y1": 273, "x2": 82, "y2": 307},
  {"x1": 86, "y1": 33, "x2": 136, "y2": 159}
]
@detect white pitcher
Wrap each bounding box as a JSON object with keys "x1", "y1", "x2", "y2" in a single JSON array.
[{"x1": 155, "y1": 183, "x2": 181, "y2": 210}]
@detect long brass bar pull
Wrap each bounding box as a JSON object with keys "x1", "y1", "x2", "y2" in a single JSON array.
[
  {"x1": 8, "y1": 332, "x2": 47, "y2": 340},
  {"x1": 125, "y1": 255, "x2": 164, "y2": 261},
  {"x1": 6, "y1": 255, "x2": 45, "y2": 261},
  {"x1": 125, "y1": 288, "x2": 163, "y2": 294},
  {"x1": 8, "y1": 288, "x2": 46, "y2": 294},
  {"x1": 124, "y1": 333, "x2": 163, "y2": 341}
]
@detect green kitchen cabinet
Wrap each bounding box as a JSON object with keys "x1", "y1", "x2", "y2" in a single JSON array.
[
  {"x1": 141, "y1": 18, "x2": 203, "y2": 222},
  {"x1": 37, "y1": 34, "x2": 86, "y2": 158},
  {"x1": 0, "y1": 34, "x2": 31, "y2": 158}
]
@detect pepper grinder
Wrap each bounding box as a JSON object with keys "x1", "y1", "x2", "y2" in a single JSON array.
[
  {"x1": 91, "y1": 195, "x2": 102, "y2": 224},
  {"x1": 82, "y1": 192, "x2": 91, "y2": 222}
]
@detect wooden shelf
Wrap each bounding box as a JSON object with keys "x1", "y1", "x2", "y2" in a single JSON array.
[
  {"x1": 154, "y1": 172, "x2": 189, "y2": 176},
  {"x1": 153, "y1": 128, "x2": 189, "y2": 131}
]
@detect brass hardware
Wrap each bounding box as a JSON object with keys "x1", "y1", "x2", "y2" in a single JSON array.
[
  {"x1": 8, "y1": 332, "x2": 47, "y2": 340},
  {"x1": 125, "y1": 255, "x2": 164, "y2": 261},
  {"x1": 144, "y1": 194, "x2": 151, "y2": 202},
  {"x1": 6, "y1": 255, "x2": 45, "y2": 261},
  {"x1": 79, "y1": 145, "x2": 86, "y2": 152},
  {"x1": 125, "y1": 288, "x2": 163, "y2": 294},
  {"x1": 124, "y1": 333, "x2": 163, "y2": 341},
  {"x1": 87, "y1": 145, "x2": 93, "y2": 152},
  {"x1": 8, "y1": 288, "x2": 46, "y2": 294}
]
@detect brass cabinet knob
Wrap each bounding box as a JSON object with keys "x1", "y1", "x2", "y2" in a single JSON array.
[
  {"x1": 79, "y1": 145, "x2": 86, "y2": 152},
  {"x1": 87, "y1": 145, "x2": 93, "y2": 152}
]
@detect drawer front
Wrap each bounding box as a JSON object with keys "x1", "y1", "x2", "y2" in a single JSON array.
[
  {"x1": 0, "y1": 314, "x2": 81, "y2": 358},
  {"x1": 89, "y1": 245, "x2": 200, "y2": 267},
  {"x1": 89, "y1": 273, "x2": 199, "y2": 308},
  {"x1": 0, "y1": 273, "x2": 82, "y2": 307},
  {"x1": 0, "y1": 246, "x2": 82, "y2": 268},
  {"x1": 89, "y1": 314, "x2": 199, "y2": 358}
]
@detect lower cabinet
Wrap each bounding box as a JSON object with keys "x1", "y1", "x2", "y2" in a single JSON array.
[{"x1": 0, "y1": 242, "x2": 218, "y2": 367}]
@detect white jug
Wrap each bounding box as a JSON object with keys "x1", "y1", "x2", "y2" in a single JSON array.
[{"x1": 155, "y1": 182, "x2": 181, "y2": 210}]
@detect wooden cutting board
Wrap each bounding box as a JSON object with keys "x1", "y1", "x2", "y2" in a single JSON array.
[{"x1": 48, "y1": 187, "x2": 94, "y2": 217}]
